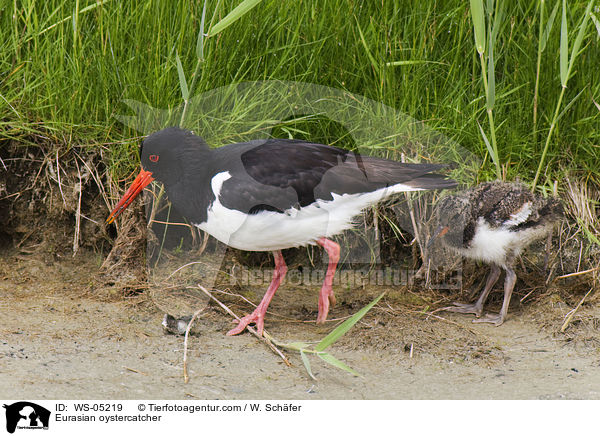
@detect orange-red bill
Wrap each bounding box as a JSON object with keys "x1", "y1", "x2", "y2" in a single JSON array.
[
  {"x1": 106, "y1": 168, "x2": 154, "y2": 224},
  {"x1": 437, "y1": 226, "x2": 449, "y2": 238},
  {"x1": 426, "y1": 225, "x2": 449, "y2": 250}
]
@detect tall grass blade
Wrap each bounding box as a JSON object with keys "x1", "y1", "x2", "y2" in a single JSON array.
[
  {"x1": 314, "y1": 292, "x2": 385, "y2": 352},
  {"x1": 72, "y1": 0, "x2": 80, "y2": 47},
  {"x1": 208, "y1": 0, "x2": 263, "y2": 37},
  {"x1": 175, "y1": 53, "x2": 189, "y2": 101},
  {"x1": 470, "y1": 0, "x2": 486, "y2": 54},
  {"x1": 541, "y1": 0, "x2": 560, "y2": 51},
  {"x1": 71, "y1": 8, "x2": 77, "y2": 36},
  {"x1": 37, "y1": 0, "x2": 112, "y2": 38},
  {"x1": 486, "y1": 27, "x2": 495, "y2": 110},
  {"x1": 196, "y1": 1, "x2": 208, "y2": 61},
  {"x1": 491, "y1": 0, "x2": 504, "y2": 42},
  {"x1": 533, "y1": 0, "x2": 546, "y2": 142},
  {"x1": 533, "y1": 0, "x2": 593, "y2": 190},
  {"x1": 385, "y1": 60, "x2": 445, "y2": 67},
  {"x1": 355, "y1": 17, "x2": 380, "y2": 75},
  {"x1": 569, "y1": 1, "x2": 593, "y2": 70},
  {"x1": 208, "y1": 0, "x2": 224, "y2": 33},
  {"x1": 477, "y1": 121, "x2": 496, "y2": 163},
  {"x1": 591, "y1": 11, "x2": 600, "y2": 40},
  {"x1": 560, "y1": 0, "x2": 568, "y2": 86},
  {"x1": 556, "y1": 86, "x2": 586, "y2": 123}
]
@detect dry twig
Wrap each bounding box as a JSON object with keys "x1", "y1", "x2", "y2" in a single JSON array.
[
  {"x1": 123, "y1": 366, "x2": 148, "y2": 376},
  {"x1": 560, "y1": 287, "x2": 595, "y2": 332},
  {"x1": 183, "y1": 307, "x2": 207, "y2": 383},
  {"x1": 555, "y1": 266, "x2": 600, "y2": 280},
  {"x1": 73, "y1": 156, "x2": 83, "y2": 255}
]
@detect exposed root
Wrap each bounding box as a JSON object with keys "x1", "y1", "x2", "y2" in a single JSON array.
[{"x1": 98, "y1": 202, "x2": 148, "y2": 295}]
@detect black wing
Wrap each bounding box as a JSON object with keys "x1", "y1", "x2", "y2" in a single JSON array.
[{"x1": 218, "y1": 139, "x2": 455, "y2": 214}]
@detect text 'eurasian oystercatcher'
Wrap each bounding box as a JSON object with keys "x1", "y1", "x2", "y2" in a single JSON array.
[
  {"x1": 431, "y1": 181, "x2": 562, "y2": 326},
  {"x1": 107, "y1": 127, "x2": 457, "y2": 335}
]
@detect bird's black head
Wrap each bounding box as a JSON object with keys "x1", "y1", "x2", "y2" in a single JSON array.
[
  {"x1": 106, "y1": 127, "x2": 210, "y2": 224},
  {"x1": 140, "y1": 127, "x2": 209, "y2": 187}
]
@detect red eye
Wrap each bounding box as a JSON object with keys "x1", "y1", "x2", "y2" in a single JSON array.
[{"x1": 149, "y1": 154, "x2": 159, "y2": 162}]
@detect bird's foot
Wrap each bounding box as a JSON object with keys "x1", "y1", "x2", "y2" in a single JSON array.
[
  {"x1": 227, "y1": 310, "x2": 265, "y2": 336},
  {"x1": 316, "y1": 288, "x2": 336, "y2": 324},
  {"x1": 472, "y1": 313, "x2": 505, "y2": 326},
  {"x1": 442, "y1": 302, "x2": 483, "y2": 317}
]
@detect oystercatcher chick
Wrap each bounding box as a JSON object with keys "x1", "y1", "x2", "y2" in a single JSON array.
[
  {"x1": 107, "y1": 127, "x2": 456, "y2": 335},
  {"x1": 431, "y1": 181, "x2": 562, "y2": 326}
]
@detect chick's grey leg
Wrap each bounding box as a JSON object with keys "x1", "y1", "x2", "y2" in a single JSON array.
[
  {"x1": 444, "y1": 264, "x2": 501, "y2": 317},
  {"x1": 473, "y1": 266, "x2": 516, "y2": 326}
]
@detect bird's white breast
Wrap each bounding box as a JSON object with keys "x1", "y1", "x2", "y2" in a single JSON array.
[
  {"x1": 459, "y1": 217, "x2": 553, "y2": 266},
  {"x1": 459, "y1": 218, "x2": 516, "y2": 265}
]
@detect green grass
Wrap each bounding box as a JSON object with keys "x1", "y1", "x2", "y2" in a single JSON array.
[{"x1": 2, "y1": 0, "x2": 599, "y2": 185}]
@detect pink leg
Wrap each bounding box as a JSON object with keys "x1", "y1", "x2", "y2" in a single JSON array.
[
  {"x1": 316, "y1": 238, "x2": 340, "y2": 323},
  {"x1": 227, "y1": 250, "x2": 287, "y2": 336}
]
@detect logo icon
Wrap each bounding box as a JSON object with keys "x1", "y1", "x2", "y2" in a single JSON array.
[{"x1": 3, "y1": 402, "x2": 50, "y2": 434}]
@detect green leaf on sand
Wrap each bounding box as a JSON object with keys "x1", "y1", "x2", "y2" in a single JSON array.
[{"x1": 315, "y1": 292, "x2": 385, "y2": 352}]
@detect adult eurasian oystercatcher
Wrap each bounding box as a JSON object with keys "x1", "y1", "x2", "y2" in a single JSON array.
[
  {"x1": 107, "y1": 127, "x2": 456, "y2": 335},
  {"x1": 431, "y1": 181, "x2": 562, "y2": 326}
]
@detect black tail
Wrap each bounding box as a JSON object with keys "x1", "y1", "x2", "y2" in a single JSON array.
[{"x1": 402, "y1": 172, "x2": 458, "y2": 190}]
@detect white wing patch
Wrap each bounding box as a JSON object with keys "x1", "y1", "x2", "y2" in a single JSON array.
[{"x1": 504, "y1": 201, "x2": 532, "y2": 227}]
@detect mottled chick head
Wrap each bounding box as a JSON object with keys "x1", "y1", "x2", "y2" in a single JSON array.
[{"x1": 431, "y1": 194, "x2": 472, "y2": 247}]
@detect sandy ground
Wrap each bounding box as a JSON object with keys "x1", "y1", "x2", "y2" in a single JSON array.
[{"x1": 2, "y1": 250, "x2": 600, "y2": 400}]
